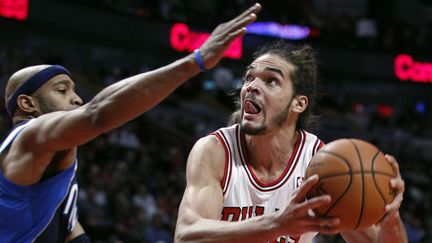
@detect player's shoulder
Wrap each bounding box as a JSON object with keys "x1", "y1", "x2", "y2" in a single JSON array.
[
  {"x1": 184, "y1": 133, "x2": 227, "y2": 194},
  {"x1": 194, "y1": 125, "x2": 237, "y2": 149},
  {"x1": 192, "y1": 133, "x2": 225, "y2": 156},
  {"x1": 3, "y1": 118, "x2": 37, "y2": 146},
  {"x1": 15, "y1": 111, "x2": 65, "y2": 131},
  {"x1": 301, "y1": 129, "x2": 319, "y2": 140},
  {"x1": 299, "y1": 130, "x2": 325, "y2": 152},
  {"x1": 188, "y1": 130, "x2": 227, "y2": 170}
]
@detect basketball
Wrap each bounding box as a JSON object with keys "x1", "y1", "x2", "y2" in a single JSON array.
[{"x1": 305, "y1": 139, "x2": 396, "y2": 230}]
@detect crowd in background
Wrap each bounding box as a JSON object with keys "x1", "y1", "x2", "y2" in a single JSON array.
[
  {"x1": 1, "y1": 43, "x2": 431, "y2": 242},
  {"x1": 1, "y1": 0, "x2": 432, "y2": 242},
  {"x1": 61, "y1": 0, "x2": 432, "y2": 54}
]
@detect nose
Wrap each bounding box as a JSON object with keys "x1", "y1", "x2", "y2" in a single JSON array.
[
  {"x1": 245, "y1": 79, "x2": 261, "y2": 94},
  {"x1": 72, "y1": 92, "x2": 83, "y2": 106}
]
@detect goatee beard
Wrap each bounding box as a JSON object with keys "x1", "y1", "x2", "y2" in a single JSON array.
[{"x1": 240, "y1": 121, "x2": 267, "y2": 135}]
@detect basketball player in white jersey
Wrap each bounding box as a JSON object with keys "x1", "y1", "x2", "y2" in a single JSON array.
[
  {"x1": 0, "y1": 4, "x2": 262, "y2": 242},
  {"x1": 175, "y1": 42, "x2": 407, "y2": 242}
]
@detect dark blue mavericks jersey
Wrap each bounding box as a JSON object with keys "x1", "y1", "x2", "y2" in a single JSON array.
[{"x1": 0, "y1": 120, "x2": 79, "y2": 243}]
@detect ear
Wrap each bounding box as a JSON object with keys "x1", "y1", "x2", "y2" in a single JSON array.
[
  {"x1": 291, "y1": 95, "x2": 308, "y2": 113},
  {"x1": 16, "y1": 94, "x2": 38, "y2": 113}
]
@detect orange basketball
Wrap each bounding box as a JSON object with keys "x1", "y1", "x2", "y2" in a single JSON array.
[{"x1": 305, "y1": 139, "x2": 396, "y2": 230}]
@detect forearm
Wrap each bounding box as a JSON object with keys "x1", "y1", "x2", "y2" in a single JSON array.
[
  {"x1": 176, "y1": 214, "x2": 283, "y2": 243},
  {"x1": 378, "y1": 213, "x2": 408, "y2": 243},
  {"x1": 87, "y1": 53, "x2": 200, "y2": 132},
  {"x1": 342, "y1": 214, "x2": 407, "y2": 243},
  {"x1": 341, "y1": 227, "x2": 379, "y2": 243}
]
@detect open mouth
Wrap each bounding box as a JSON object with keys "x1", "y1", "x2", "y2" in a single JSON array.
[{"x1": 244, "y1": 100, "x2": 262, "y2": 115}]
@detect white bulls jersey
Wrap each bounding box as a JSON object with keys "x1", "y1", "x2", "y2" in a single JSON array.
[{"x1": 212, "y1": 124, "x2": 324, "y2": 243}]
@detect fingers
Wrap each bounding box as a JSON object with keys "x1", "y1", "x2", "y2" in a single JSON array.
[
  {"x1": 294, "y1": 217, "x2": 340, "y2": 235},
  {"x1": 224, "y1": 3, "x2": 260, "y2": 34},
  {"x1": 391, "y1": 177, "x2": 405, "y2": 194},
  {"x1": 236, "y1": 10, "x2": 259, "y2": 25},
  {"x1": 384, "y1": 153, "x2": 405, "y2": 205},
  {"x1": 293, "y1": 195, "x2": 331, "y2": 217},
  {"x1": 232, "y1": 3, "x2": 262, "y2": 23},
  {"x1": 224, "y1": 27, "x2": 248, "y2": 43},
  {"x1": 386, "y1": 184, "x2": 403, "y2": 211},
  {"x1": 293, "y1": 175, "x2": 319, "y2": 202},
  {"x1": 385, "y1": 154, "x2": 401, "y2": 178},
  {"x1": 384, "y1": 154, "x2": 405, "y2": 212},
  {"x1": 217, "y1": 15, "x2": 255, "y2": 46},
  {"x1": 199, "y1": 3, "x2": 261, "y2": 69},
  {"x1": 228, "y1": 12, "x2": 258, "y2": 33},
  {"x1": 377, "y1": 168, "x2": 404, "y2": 226},
  {"x1": 278, "y1": 174, "x2": 340, "y2": 236},
  {"x1": 388, "y1": 192, "x2": 404, "y2": 213}
]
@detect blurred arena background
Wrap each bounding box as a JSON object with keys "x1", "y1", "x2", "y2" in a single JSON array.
[{"x1": 0, "y1": 0, "x2": 431, "y2": 242}]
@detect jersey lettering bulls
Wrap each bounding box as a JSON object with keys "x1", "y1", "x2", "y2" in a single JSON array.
[{"x1": 213, "y1": 124, "x2": 324, "y2": 243}]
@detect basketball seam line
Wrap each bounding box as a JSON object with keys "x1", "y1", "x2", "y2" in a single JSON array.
[
  {"x1": 315, "y1": 143, "x2": 390, "y2": 230},
  {"x1": 318, "y1": 150, "x2": 353, "y2": 217},
  {"x1": 372, "y1": 150, "x2": 390, "y2": 224},
  {"x1": 351, "y1": 139, "x2": 365, "y2": 230},
  {"x1": 318, "y1": 171, "x2": 394, "y2": 180},
  {"x1": 372, "y1": 151, "x2": 387, "y2": 204}
]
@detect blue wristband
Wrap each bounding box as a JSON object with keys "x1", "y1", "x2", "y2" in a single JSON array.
[{"x1": 194, "y1": 49, "x2": 206, "y2": 72}]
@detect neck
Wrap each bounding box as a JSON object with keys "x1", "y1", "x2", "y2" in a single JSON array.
[
  {"x1": 244, "y1": 126, "x2": 299, "y2": 172},
  {"x1": 12, "y1": 115, "x2": 35, "y2": 125}
]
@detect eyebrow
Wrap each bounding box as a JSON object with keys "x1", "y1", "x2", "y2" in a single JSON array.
[
  {"x1": 265, "y1": 67, "x2": 284, "y2": 78},
  {"x1": 245, "y1": 65, "x2": 284, "y2": 78}
]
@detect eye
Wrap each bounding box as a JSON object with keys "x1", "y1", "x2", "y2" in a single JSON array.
[
  {"x1": 57, "y1": 89, "x2": 67, "y2": 94},
  {"x1": 265, "y1": 78, "x2": 278, "y2": 86},
  {"x1": 243, "y1": 74, "x2": 254, "y2": 83}
]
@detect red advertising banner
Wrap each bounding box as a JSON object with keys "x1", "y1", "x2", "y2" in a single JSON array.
[
  {"x1": 170, "y1": 23, "x2": 242, "y2": 59},
  {"x1": 395, "y1": 54, "x2": 432, "y2": 83}
]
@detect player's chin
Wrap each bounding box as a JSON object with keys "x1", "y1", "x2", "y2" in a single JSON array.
[
  {"x1": 240, "y1": 121, "x2": 266, "y2": 136},
  {"x1": 240, "y1": 118, "x2": 258, "y2": 129}
]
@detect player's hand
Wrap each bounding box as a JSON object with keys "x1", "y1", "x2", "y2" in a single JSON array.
[
  {"x1": 378, "y1": 154, "x2": 405, "y2": 227},
  {"x1": 198, "y1": 3, "x2": 261, "y2": 69},
  {"x1": 275, "y1": 175, "x2": 340, "y2": 237}
]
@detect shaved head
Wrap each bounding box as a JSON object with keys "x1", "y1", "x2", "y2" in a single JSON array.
[
  {"x1": 5, "y1": 65, "x2": 51, "y2": 104},
  {"x1": 5, "y1": 64, "x2": 76, "y2": 119}
]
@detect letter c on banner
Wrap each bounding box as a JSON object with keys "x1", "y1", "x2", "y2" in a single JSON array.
[
  {"x1": 394, "y1": 54, "x2": 413, "y2": 81},
  {"x1": 170, "y1": 23, "x2": 190, "y2": 52}
]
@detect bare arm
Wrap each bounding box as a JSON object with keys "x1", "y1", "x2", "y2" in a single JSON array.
[
  {"x1": 174, "y1": 136, "x2": 340, "y2": 243},
  {"x1": 341, "y1": 155, "x2": 407, "y2": 243},
  {"x1": 174, "y1": 135, "x2": 283, "y2": 242},
  {"x1": 25, "y1": 3, "x2": 263, "y2": 152},
  {"x1": 341, "y1": 215, "x2": 406, "y2": 243},
  {"x1": 1, "y1": 3, "x2": 262, "y2": 186}
]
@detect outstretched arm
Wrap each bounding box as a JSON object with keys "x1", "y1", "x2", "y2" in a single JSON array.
[
  {"x1": 2, "y1": 3, "x2": 262, "y2": 186},
  {"x1": 174, "y1": 135, "x2": 340, "y2": 243},
  {"x1": 24, "y1": 3, "x2": 262, "y2": 153},
  {"x1": 341, "y1": 155, "x2": 407, "y2": 243}
]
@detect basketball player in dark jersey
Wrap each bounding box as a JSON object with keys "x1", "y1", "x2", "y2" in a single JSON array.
[{"x1": 0, "y1": 3, "x2": 262, "y2": 242}]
